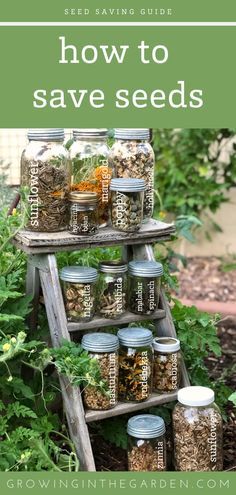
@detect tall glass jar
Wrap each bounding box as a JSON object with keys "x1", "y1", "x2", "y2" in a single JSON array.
[
  {"x1": 127, "y1": 414, "x2": 167, "y2": 471},
  {"x1": 98, "y1": 261, "x2": 127, "y2": 319},
  {"x1": 117, "y1": 327, "x2": 153, "y2": 402},
  {"x1": 81, "y1": 332, "x2": 119, "y2": 410},
  {"x1": 59, "y1": 266, "x2": 98, "y2": 322},
  {"x1": 21, "y1": 128, "x2": 70, "y2": 232},
  {"x1": 69, "y1": 191, "x2": 99, "y2": 235},
  {"x1": 128, "y1": 260, "x2": 163, "y2": 315},
  {"x1": 109, "y1": 128, "x2": 155, "y2": 221},
  {"x1": 69, "y1": 129, "x2": 111, "y2": 227},
  {"x1": 110, "y1": 178, "x2": 145, "y2": 232},
  {"x1": 172, "y1": 387, "x2": 223, "y2": 471},
  {"x1": 153, "y1": 337, "x2": 181, "y2": 393}
]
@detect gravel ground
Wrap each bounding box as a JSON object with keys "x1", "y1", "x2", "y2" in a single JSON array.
[{"x1": 176, "y1": 256, "x2": 236, "y2": 302}]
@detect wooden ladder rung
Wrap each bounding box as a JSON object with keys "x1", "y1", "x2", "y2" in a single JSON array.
[
  {"x1": 85, "y1": 391, "x2": 178, "y2": 423},
  {"x1": 67, "y1": 309, "x2": 166, "y2": 332}
]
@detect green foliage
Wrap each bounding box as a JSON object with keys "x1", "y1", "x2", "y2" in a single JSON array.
[
  {"x1": 228, "y1": 392, "x2": 236, "y2": 407},
  {"x1": 172, "y1": 300, "x2": 232, "y2": 414},
  {"x1": 153, "y1": 129, "x2": 236, "y2": 219},
  {"x1": 56, "y1": 246, "x2": 122, "y2": 270},
  {"x1": 50, "y1": 340, "x2": 109, "y2": 394}
]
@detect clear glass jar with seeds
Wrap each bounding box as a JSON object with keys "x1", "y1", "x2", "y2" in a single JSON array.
[
  {"x1": 81, "y1": 332, "x2": 119, "y2": 410},
  {"x1": 110, "y1": 178, "x2": 145, "y2": 232},
  {"x1": 69, "y1": 129, "x2": 111, "y2": 227},
  {"x1": 127, "y1": 414, "x2": 167, "y2": 471},
  {"x1": 69, "y1": 191, "x2": 99, "y2": 236},
  {"x1": 21, "y1": 128, "x2": 71, "y2": 232},
  {"x1": 60, "y1": 266, "x2": 98, "y2": 322},
  {"x1": 128, "y1": 260, "x2": 163, "y2": 315},
  {"x1": 153, "y1": 337, "x2": 181, "y2": 393},
  {"x1": 117, "y1": 327, "x2": 153, "y2": 403},
  {"x1": 98, "y1": 261, "x2": 128, "y2": 319},
  {"x1": 109, "y1": 128, "x2": 155, "y2": 221},
  {"x1": 172, "y1": 386, "x2": 223, "y2": 471}
]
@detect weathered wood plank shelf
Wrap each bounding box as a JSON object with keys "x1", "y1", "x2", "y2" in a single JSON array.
[
  {"x1": 14, "y1": 219, "x2": 175, "y2": 254},
  {"x1": 68, "y1": 309, "x2": 166, "y2": 332},
  {"x1": 85, "y1": 391, "x2": 178, "y2": 423}
]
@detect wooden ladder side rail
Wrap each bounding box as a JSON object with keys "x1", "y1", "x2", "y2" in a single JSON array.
[{"x1": 26, "y1": 253, "x2": 96, "y2": 472}]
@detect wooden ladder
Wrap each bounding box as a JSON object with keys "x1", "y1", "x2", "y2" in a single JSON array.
[{"x1": 15, "y1": 220, "x2": 190, "y2": 471}]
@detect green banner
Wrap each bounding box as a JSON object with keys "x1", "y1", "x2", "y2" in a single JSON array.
[
  {"x1": 0, "y1": 0, "x2": 236, "y2": 22},
  {"x1": 0, "y1": 472, "x2": 234, "y2": 495},
  {"x1": 0, "y1": 26, "x2": 236, "y2": 127}
]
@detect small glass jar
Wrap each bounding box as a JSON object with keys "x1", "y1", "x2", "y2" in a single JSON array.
[
  {"x1": 172, "y1": 386, "x2": 223, "y2": 471},
  {"x1": 81, "y1": 332, "x2": 119, "y2": 410},
  {"x1": 127, "y1": 414, "x2": 167, "y2": 471},
  {"x1": 60, "y1": 266, "x2": 97, "y2": 322},
  {"x1": 98, "y1": 261, "x2": 128, "y2": 319},
  {"x1": 153, "y1": 337, "x2": 181, "y2": 393},
  {"x1": 128, "y1": 260, "x2": 163, "y2": 315},
  {"x1": 69, "y1": 191, "x2": 98, "y2": 236},
  {"x1": 117, "y1": 327, "x2": 153, "y2": 402},
  {"x1": 69, "y1": 129, "x2": 111, "y2": 227},
  {"x1": 21, "y1": 128, "x2": 70, "y2": 232},
  {"x1": 110, "y1": 178, "x2": 145, "y2": 232},
  {"x1": 109, "y1": 128, "x2": 155, "y2": 221}
]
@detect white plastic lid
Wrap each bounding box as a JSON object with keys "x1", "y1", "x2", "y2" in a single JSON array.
[
  {"x1": 153, "y1": 337, "x2": 180, "y2": 353},
  {"x1": 178, "y1": 386, "x2": 215, "y2": 407}
]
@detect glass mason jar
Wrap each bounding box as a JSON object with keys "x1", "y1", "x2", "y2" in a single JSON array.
[
  {"x1": 153, "y1": 337, "x2": 181, "y2": 393},
  {"x1": 59, "y1": 266, "x2": 98, "y2": 322},
  {"x1": 69, "y1": 191, "x2": 99, "y2": 236},
  {"x1": 127, "y1": 414, "x2": 167, "y2": 471},
  {"x1": 81, "y1": 332, "x2": 119, "y2": 410},
  {"x1": 21, "y1": 128, "x2": 70, "y2": 232},
  {"x1": 172, "y1": 386, "x2": 223, "y2": 471},
  {"x1": 128, "y1": 260, "x2": 163, "y2": 315},
  {"x1": 117, "y1": 327, "x2": 153, "y2": 402},
  {"x1": 110, "y1": 178, "x2": 145, "y2": 232},
  {"x1": 98, "y1": 261, "x2": 128, "y2": 319},
  {"x1": 109, "y1": 128, "x2": 155, "y2": 221},
  {"x1": 69, "y1": 129, "x2": 111, "y2": 227}
]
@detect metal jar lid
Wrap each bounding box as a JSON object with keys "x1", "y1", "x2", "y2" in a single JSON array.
[
  {"x1": 127, "y1": 414, "x2": 166, "y2": 439},
  {"x1": 69, "y1": 192, "x2": 98, "y2": 204},
  {"x1": 177, "y1": 386, "x2": 215, "y2": 407},
  {"x1": 114, "y1": 128, "x2": 150, "y2": 141},
  {"x1": 73, "y1": 129, "x2": 108, "y2": 139},
  {"x1": 82, "y1": 332, "x2": 119, "y2": 353},
  {"x1": 99, "y1": 260, "x2": 127, "y2": 274},
  {"x1": 153, "y1": 337, "x2": 180, "y2": 353},
  {"x1": 28, "y1": 129, "x2": 65, "y2": 142},
  {"x1": 117, "y1": 327, "x2": 153, "y2": 347},
  {"x1": 110, "y1": 178, "x2": 145, "y2": 192},
  {"x1": 59, "y1": 266, "x2": 98, "y2": 283},
  {"x1": 128, "y1": 260, "x2": 163, "y2": 277}
]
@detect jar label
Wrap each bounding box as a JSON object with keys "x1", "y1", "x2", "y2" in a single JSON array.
[
  {"x1": 141, "y1": 350, "x2": 149, "y2": 400},
  {"x1": 134, "y1": 280, "x2": 156, "y2": 313},
  {"x1": 157, "y1": 440, "x2": 165, "y2": 470},
  {"x1": 108, "y1": 352, "x2": 118, "y2": 406},
  {"x1": 28, "y1": 161, "x2": 39, "y2": 228}
]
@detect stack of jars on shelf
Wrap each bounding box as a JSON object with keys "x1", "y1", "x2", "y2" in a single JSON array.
[
  {"x1": 59, "y1": 260, "x2": 163, "y2": 321},
  {"x1": 127, "y1": 387, "x2": 223, "y2": 472},
  {"x1": 20, "y1": 128, "x2": 155, "y2": 234}
]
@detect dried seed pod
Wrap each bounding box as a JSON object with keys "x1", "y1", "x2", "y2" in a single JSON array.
[
  {"x1": 153, "y1": 337, "x2": 181, "y2": 393},
  {"x1": 82, "y1": 333, "x2": 119, "y2": 411},
  {"x1": 172, "y1": 387, "x2": 223, "y2": 471},
  {"x1": 21, "y1": 130, "x2": 70, "y2": 232},
  {"x1": 109, "y1": 130, "x2": 155, "y2": 221},
  {"x1": 127, "y1": 415, "x2": 167, "y2": 471}
]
